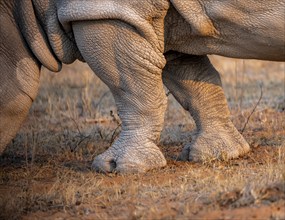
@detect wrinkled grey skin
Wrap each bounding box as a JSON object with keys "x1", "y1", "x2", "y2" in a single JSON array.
[{"x1": 1, "y1": 0, "x2": 284, "y2": 173}]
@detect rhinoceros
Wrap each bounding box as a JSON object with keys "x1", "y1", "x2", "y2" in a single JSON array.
[{"x1": 0, "y1": 0, "x2": 284, "y2": 173}]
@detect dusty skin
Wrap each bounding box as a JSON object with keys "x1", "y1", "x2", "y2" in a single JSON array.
[{"x1": 0, "y1": 56, "x2": 285, "y2": 219}]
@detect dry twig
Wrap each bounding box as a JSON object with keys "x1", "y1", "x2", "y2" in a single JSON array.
[{"x1": 241, "y1": 84, "x2": 263, "y2": 134}]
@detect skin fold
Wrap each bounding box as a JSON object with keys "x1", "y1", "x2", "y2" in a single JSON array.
[{"x1": 0, "y1": 0, "x2": 284, "y2": 173}]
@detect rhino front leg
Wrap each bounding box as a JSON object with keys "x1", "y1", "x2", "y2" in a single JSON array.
[
  {"x1": 0, "y1": 11, "x2": 40, "y2": 152},
  {"x1": 163, "y1": 53, "x2": 250, "y2": 162},
  {"x1": 73, "y1": 20, "x2": 167, "y2": 173}
]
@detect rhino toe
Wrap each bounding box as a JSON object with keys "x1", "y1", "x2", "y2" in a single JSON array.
[
  {"x1": 91, "y1": 151, "x2": 117, "y2": 173},
  {"x1": 179, "y1": 124, "x2": 250, "y2": 162},
  {"x1": 91, "y1": 142, "x2": 167, "y2": 173}
]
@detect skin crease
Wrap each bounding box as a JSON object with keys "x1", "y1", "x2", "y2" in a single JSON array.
[
  {"x1": 166, "y1": 1, "x2": 285, "y2": 60},
  {"x1": 0, "y1": 0, "x2": 284, "y2": 173}
]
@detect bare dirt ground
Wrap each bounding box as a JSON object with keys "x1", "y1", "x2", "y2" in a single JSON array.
[{"x1": 0, "y1": 56, "x2": 284, "y2": 220}]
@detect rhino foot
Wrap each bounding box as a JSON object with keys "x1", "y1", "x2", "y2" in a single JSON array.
[
  {"x1": 179, "y1": 123, "x2": 250, "y2": 162},
  {"x1": 92, "y1": 140, "x2": 166, "y2": 173}
]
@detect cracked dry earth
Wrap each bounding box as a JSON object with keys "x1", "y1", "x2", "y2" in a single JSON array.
[{"x1": 0, "y1": 56, "x2": 284, "y2": 219}]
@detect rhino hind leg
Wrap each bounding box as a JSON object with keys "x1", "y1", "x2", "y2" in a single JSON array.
[
  {"x1": 73, "y1": 20, "x2": 167, "y2": 173},
  {"x1": 0, "y1": 12, "x2": 40, "y2": 153},
  {"x1": 163, "y1": 53, "x2": 250, "y2": 162}
]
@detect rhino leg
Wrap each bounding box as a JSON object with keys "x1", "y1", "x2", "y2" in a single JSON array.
[
  {"x1": 0, "y1": 10, "x2": 40, "y2": 152},
  {"x1": 73, "y1": 20, "x2": 167, "y2": 173},
  {"x1": 163, "y1": 53, "x2": 250, "y2": 162}
]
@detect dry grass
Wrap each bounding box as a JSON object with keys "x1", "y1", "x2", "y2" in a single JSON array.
[{"x1": 0, "y1": 56, "x2": 284, "y2": 219}]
